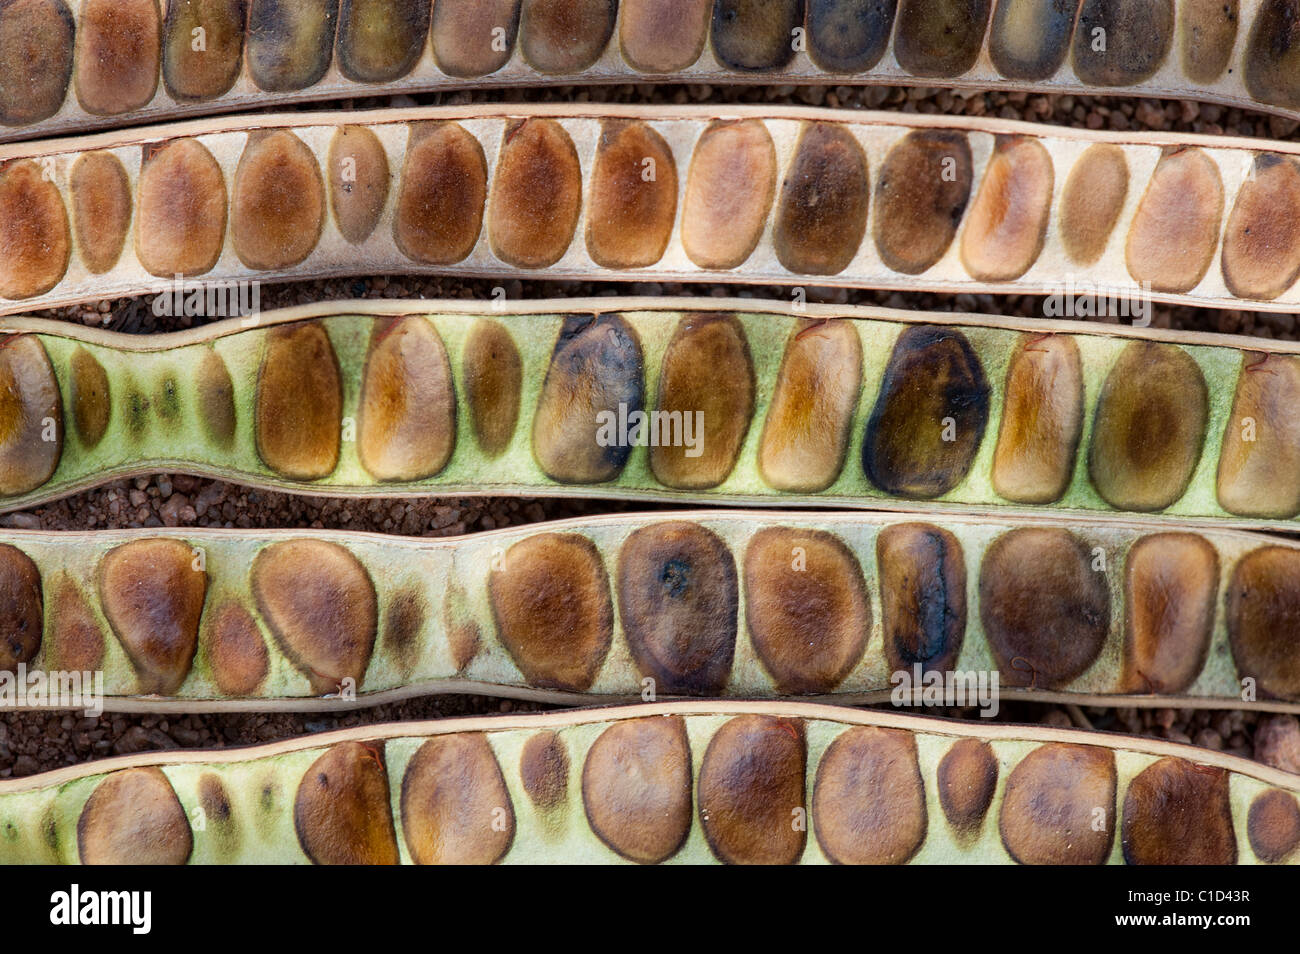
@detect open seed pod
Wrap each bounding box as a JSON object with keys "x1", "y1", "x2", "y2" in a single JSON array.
[{"x1": 3, "y1": 104, "x2": 1300, "y2": 312}]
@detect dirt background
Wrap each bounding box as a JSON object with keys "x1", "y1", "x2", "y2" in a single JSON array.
[{"x1": 3, "y1": 82, "x2": 1299, "y2": 780}]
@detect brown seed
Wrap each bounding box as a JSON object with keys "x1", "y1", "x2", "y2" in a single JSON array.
[
  {"x1": 401, "y1": 734, "x2": 514, "y2": 864},
  {"x1": 431, "y1": 0, "x2": 519, "y2": 77},
  {"x1": 876, "y1": 523, "x2": 966, "y2": 675},
  {"x1": 960, "y1": 136, "x2": 1053, "y2": 282},
  {"x1": 336, "y1": 0, "x2": 428, "y2": 82},
  {"x1": 69, "y1": 347, "x2": 109, "y2": 448},
  {"x1": 583, "y1": 716, "x2": 692, "y2": 864},
  {"x1": 1059, "y1": 143, "x2": 1129, "y2": 266},
  {"x1": 1000, "y1": 743, "x2": 1116, "y2": 865},
  {"x1": 327, "y1": 125, "x2": 390, "y2": 245},
  {"x1": 69, "y1": 151, "x2": 132, "y2": 275},
  {"x1": 205, "y1": 603, "x2": 269, "y2": 696},
  {"x1": 619, "y1": 0, "x2": 710, "y2": 72},
  {"x1": 381, "y1": 589, "x2": 424, "y2": 676},
  {"x1": 1218, "y1": 353, "x2": 1300, "y2": 518},
  {"x1": 162, "y1": 0, "x2": 245, "y2": 102},
  {"x1": 758, "y1": 318, "x2": 862, "y2": 493},
  {"x1": 813, "y1": 727, "x2": 926, "y2": 865},
  {"x1": 1122, "y1": 533, "x2": 1217, "y2": 695},
  {"x1": 744, "y1": 527, "x2": 870, "y2": 694},
  {"x1": 0, "y1": 545, "x2": 40, "y2": 672},
  {"x1": 254, "y1": 322, "x2": 342, "y2": 480},
  {"x1": 894, "y1": 0, "x2": 992, "y2": 77},
  {"x1": 710, "y1": 0, "x2": 803, "y2": 71},
  {"x1": 1221, "y1": 154, "x2": 1300, "y2": 301},
  {"x1": 50, "y1": 578, "x2": 104, "y2": 673},
  {"x1": 232, "y1": 130, "x2": 325, "y2": 270},
  {"x1": 78, "y1": 768, "x2": 192, "y2": 865},
  {"x1": 1181, "y1": 0, "x2": 1238, "y2": 83},
  {"x1": 862, "y1": 325, "x2": 989, "y2": 499},
  {"x1": 1125, "y1": 147, "x2": 1224, "y2": 294},
  {"x1": 698, "y1": 715, "x2": 806, "y2": 864},
  {"x1": 0, "y1": 0, "x2": 74, "y2": 125},
  {"x1": 441, "y1": 582, "x2": 480, "y2": 672},
  {"x1": 135, "y1": 138, "x2": 228, "y2": 278},
  {"x1": 806, "y1": 0, "x2": 898, "y2": 72},
  {"x1": 531, "y1": 313, "x2": 643, "y2": 483},
  {"x1": 1245, "y1": 0, "x2": 1300, "y2": 110},
  {"x1": 519, "y1": 730, "x2": 568, "y2": 810},
  {"x1": 937, "y1": 738, "x2": 998, "y2": 832},
  {"x1": 252, "y1": 539, "x2": 377, "y2": 694},
  {"x1": 616, "y1": 521, "x2": 738, "y2": 694},
  {"x1": 991, "y1": 333, "x2": 1084, "y2": 504},
  {"x1": 1248, "y1": 789, "x2": 1300, "y2": 863},
  {"x1": 873, "y1": 130, "x2": 973, "y2": 274},
  {"x1": 489, "y1": 118, "x2": 581, "y2": 268},
  {"x1": 74, "y1": 0, "x2": 160, "y2": 115},
  {"x1": 988, "y1": 0, "x2": 1075, "y2": 79},
  {"x1": 979, "y1": 527, "x2": 1110, "y2": 688},
  {"x1": 0, "y1": 159, "x2": 70, "y2": 300},
  {"x1": 246, "y1": 0, "x2": 337, "y2": 92},
  {"x1": 518, "y1": 0, "x2": 615, "y2": 72},
  {"x1": 773, "y1": 122, "x2": 869, "y2": 275},
  {"x1": 681, "y1": 119, "x2": 776, "y2": 269},
  {"x1": 488, "y1": 532, "x2": 613, "y2": 692},
  {"x1": 1073, "y1": 0, "x2": 1174, "y2": 84},
  {"x1": 650, "y1": 314, "x2": 754, "y2": 489},
  {"x1": 1122, "y1": 757, "x2": 1236, "y2": 864},
  {"x1": 586, "y1": 120, "x2": 678, "y2": 269},
  {"x1": 295, "y1": 742, "x2": 399, "y2": 865},
  {"x1": 357, "y1": 317, "x2": 456, "y2": 481},
  {"x1": 1227, "y1": 546, "x2": 1300, "y2": 701},
  {"x1": 0, "y1": 335, "x2": 61, "y2": 497},
  {"x1": 394, "y1": 121, "x2": 487, "y2": 265},
  {"x1": 1088, "y1": 341, "x2": 1208, "y2": 512},
  {"x1": 196, "y1": 348, "x2": 236, "y2": 447},
  {"x1": 99, "y1": 538, "x2": 206, "y2": 694},
  {"x1": 463, "y1": 319, "x2": 522, "y2": 456}
]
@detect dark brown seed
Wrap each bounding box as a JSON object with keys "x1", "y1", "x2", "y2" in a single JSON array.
[
  {"x1": 862, "y1": 325, "x2": 989, "y2": 499},
  {"x1": 960, "y1": 136, "x2": 1053, "y2": 281},
  {"x1": 357, "y1": 317, "x2": 456, "y2": 481},
  {"x1": 531, "y1": 313, "x2": 643, "y2": 483},
  {"x1": 873, "y1": 131, "x2": 973, "y2": 274},
  {"x1": 583, "y1": 716, "x2": 692, "y2": 864},
  {"x1": 697, "y1": 714, "x2": 806, "y2": 865},
  {"x1": 894, "y1": 0, "x2": 992, "y2": 77},
  {"x1": 393, "y1": 121, "x2": 487, "y2": 265},
  {"x1": 1125, "y1": 147, "x2": 1224, "y2": 294},
  {"x1": 773, "y1": 122, "x2": 869, "y2": 275},
  {"x1": 518, "y1": 0, "x2": 615, "y2": 73},
  {"x1": 937, "y1": 738, "x2": 998, "y2": 832},
  {"x1": 650, "y1": 314, "x2": 754, "y2": 489},
  {"x1": 401, "y1": 734, "x2": 514, "y2": 864},
  {"x1": 135, "y1": 138, "x2": 228, "y2": 278},
  {"x1": 336, "y1": 0, "x2": 428, "y2": 81},
  {"x1": 586, "y1": 120, "x2": 678, "y2": 269},
  {"x1": 616, "y1": 521, "x2": 738, "y2": 694},
  {"x1": 1073, "y1": 0, "x2": 1174, "y2": 85},
  {"x1": 488, "y1": 118, "x2": 581, "y2": 268},
  {"x1": 876, "y1": 523, "x2": 965, "y2": 675},
  {"x1": 232, "y1": 130, "x2": 325, "y2": 270},
  {"x1": 1227, "y1": 546, "x2": 1300, "y2": 701},
  {"x1": 295, "y1": 742, "x2": 399, "y2": 865},
  {"x1": 431, "y1": 0, "x2": 519, "y2": 77},
  {"x1": 1059, "y1": 143, "x2": 1129, "y2": 266},
  {"x1": 1221, "y1": 154, "x2": 1300, "y2": 301},
  {"x1": 205, "y1": 603, "x2": 269, "y2": 696},
  {"x1": 463, "y1": 319, "x2": 522, "y2": 457},
  {"x1": 327, "y1": 125, "x2": 389, "y2": 245},
  {"x1": 0, "y1": 159, "x2": 70, "y2": 300},
  {"x1": 99, "y1": 538, "x2": 206, "y2": 694},
  {"x1": 813, "y1": 727, "x2": 926, "y2": 865},
  {"x1": 619, "y1": 0, "x2": 710, "y2": 72},
  {"x1": 50, "y1": 578, "x2": 103, "y2": 673},
  {"x1": 1248, "y1": 790, "x2": 1300, "y2": 863},
  {"x1": 989, "y1": 0, "x2": 1076, "y2": 79},
  {"x1": 381, "y1": 589, "x2": 424, "y2": 676},
  {"x1": 69, "y1": 347, "x2": 109, "y2": 448},
  {"x1": 1000, "y1": 744, "x2": 1116, "y2": 865},
  {"x1": 1122, "y1": 533, "x2": 1218, "y2": 694},
  {"x1": 1218, "y1": 354, "x2": 1300, "y2": 518},
  {"x1": 806, "y1": 0, "x2": 897, "y2": 72},
  {"x1": 69, "y1": 151, "x2": 132, "y2": 275},
  {"x1": 1088, "y1": 341, "x2": 1208, "y2": 512},
  {"x1": 744, "y1": 527, "x2": 869, "y2": 694},
  {"x1": 1181, "y1": 0, "x2": 1238, "y2": 83},
  {"x1": 74, "y1": 0, "x2": 160, "y2": 114},
  {"x1": 979, "y1": 527, "x2": 1110, "y2": 688},
  {"x1": 519, "y1": 731, "x2": 568, "y2": 810},
  {"x1": 681, "y1": 120, "x2": 776, "y2": 269},
  {"x1": 1122, "y1": 758, "x2": 1236, "y2": 864},
  {"x1": 0, "y1": 545, "x2": 40, "y2": 672},
  {"x1": 254, "y1": 322, "x2": 342, "y2": 480},
  {"x1": 162, "y1": 0, "x2": 245, "y2": 102},
  {"x1": 0, "y1": 335, "x2": 62, "y2": 497},
  {"x1": 758, "y1": 318, "x2": 862, "y2": 493},
  {"x1": 196, "y1": 348, "x2": 235, "y2": 447},
  {"x1": 1246, "y1": 0, "x2": 1300, "y2": 109},
  {"x1": 78, "y1": 768, "x2": 192, "y2": 865},
  {"x1": 252, "y1": 539, "x2": 377, "y2": 694},
  {"x1": 710, "y1": 0, "x2": 803, "y2": 71},
  {"x1": 991, "y1": 334, "x2": 1084, "y2": 504},
  {"x1": 488, "y1": 532, "x2": 613, "y2": 692},
  {"x1": 246, "y1": 0, "x2": 337, "y2": 92},
  {"x1": 0, "y1": 0, "x2": 74, "y2": 126}
]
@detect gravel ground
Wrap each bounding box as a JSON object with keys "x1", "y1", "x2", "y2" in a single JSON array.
[{"x1": 4, "y1": 82, "x2": 1300, "y2": 780}]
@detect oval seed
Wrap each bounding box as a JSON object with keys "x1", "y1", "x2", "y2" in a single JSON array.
[
  {"x1": 488, "y1": 118, "x2": 581, "y2": 268},
  {"x1": 232, "y1": 130, "x2": 326, "y2": 270},
  {"x1": 50, "y1": 578, "x2": 104, "y2": 673},
  {"x1": 1073, "y1": 0, "x2": 1174, "y2": 85},
  {"x1": 246, "y1": 0, "x2": 337, "y2": 92},
  {"x1": 806, "y1": 0, "x2": 898, "y2": 73},
  {"x1": 402, "y1": 734, "x2": 514, "y2": 864},
  {"x1": 1122, "y1": 757, "x2": 1236, "y2": 865},
  {"x1": 1059, "y1": 143, "x2": 1129, "y2": 266},
  {"x1": 0, "y1": 335, "x2": 62, "y2": 497},
  {"x1": 1217, "y1": 353, "x2": 1300, "y2": 519},
  {"x1": 681, "y1": 119, "x2": 776, "y2": 270},
  {"x1": 988, "y1": 0, "x2": 1076, "y2": 80},
  {"x1": 69, "y1": 347, "x2": 109, "y2": 448},
  {"x1": 1181, "y1": 0, "x2": 1238, "y2": 83},
  {"x1": 873, "y1": 130, "x2": 973, "y2": 274},
  {"x1": 1227, "y1": 546, "x2": 1300, "y2": 701},
  {"x1": 1221, "y1": 153, "x2": 1300, "y2": 301},
  {"x1": 710, "y1": 0, "x2": 803, "y2": 72},
  {"x1": 773, "y1": 122, "x2": 870, "y2": 276},
  {"x1": 0, "y1": 545, "x2": 41, "y2": 672},
  {"x1": 336, "y1": 0, "x2": 429, "y2": 82},
  {"x1": 78, "y1": 768, "x2": 191, "y2": 865},
  {"x1": 431, "y1": 0, "x2": 519, "y2": 77},
  {"x1": 394, "y1": 121, "x2": 487, "y2": 265},
  {"x1": 619, "y1": 0, "x2": 710, "y2": 72},
  {"x1": 295, "y1": 742, "x2": 399, "y2": 865},
  {"x1": 0, "y1": 0, "x2": 74, "y2": 126},
  {"x1": 254, "y1": 322, "x2": 342, "y2": 480},
  {"x1": 69, "y1": 151, "x2": 132, "y2": 275},
  {"x1": 937, "y1": 738, "x2": 998, "y2": 832},
  {"x1": 205, "y1": 603, "x2": 270, "y2": 696},
  {"x1": 327, "y1": 125, "x2": 390, "y2": 245},
  {"x1": 1245, "y1": 0, "x2": 1300, "y2": 110},
  {"x1": 1000, "y1": 743, "x2": 1116, "y2": 865},
  {"x1": 876, "y1": 522, "x2": 966, "y2": 676},
  {"x1": 162, "y1": 0, "x2": 245, "y2": 102},
  {"x1": 0, "y1": 160, "x2": 70, "y2": 300},
  {"x1": 1122, "y1": 533, "x2": 1218, "y2": 694},
  {"x1": 586, "y1": 120, "x2": 679, "y2": 269},
  {"x1": 1125, "y1": 147, "x2": 1224, "y2": 294},
  {"x1": 463, "y1": 319, "x2": 522, "y2": 457},
  {"x1": 960, "y1": 136, "x2": 1053, "y2": 282},
  {"x1": 135, "y1": 138, "x2": 228, "y2": 278},
  {"x1": 520, "y1": 731, "x2": 568, "y2": 811},
  {"x1": 1248, "y1": 790, "x2": 1300, "y2": 864},
  {"x1": 894, "y1": 0, "x2": 992, "y2": 77},
  {"x1": 196, "y1": 349, "x2": 236, "y2": 447},
  {"x1": 518, "y1": 0, "x2": 616, "y2": 73},
  {"x1": 74, "y1": 0, "x2": 161, "y2": 115}
]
